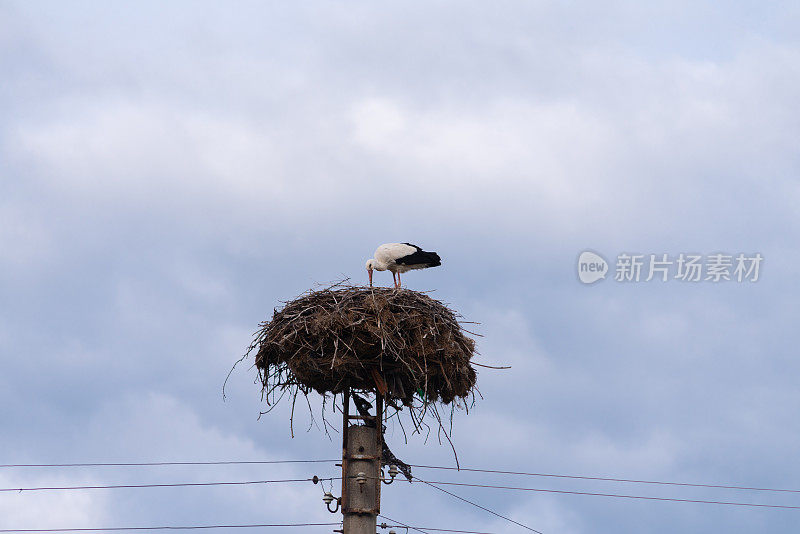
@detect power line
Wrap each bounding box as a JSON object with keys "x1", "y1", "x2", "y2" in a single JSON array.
[
  {"x1": 417, "y1": 479, "x2": 543, "y2": 534},
  {"x1": 8, "y1": 459, "x2": 798, "y2": 497},
  {"x1": 0, "y1": 477, "x2": 337, "y2": 493},
  {"x1": 412, "y1": 479, "x2": 800, "y2": 510},
  {"x1": 410, "y1": 464, "x2": 800, "y2": 494},
  {"x1": 377, "y1": 515, "x2": 497, "y2": 534},
  {"x1": 0, "y1": 523, "x2": 342, "y2": 533},
  {"x1": 377, "y1": 514, "x2": 430, "y2": 534},
  {"x1": 0, "y1": 521, "x2": 498, "y2": 534},
  {"x1": 0, "y1": 460, "x2": 337, "y2": 468}
]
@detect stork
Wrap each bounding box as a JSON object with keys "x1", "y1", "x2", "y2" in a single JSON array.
[{"x1": 365, "y1": 243, "x2": 441, "y2": 288}]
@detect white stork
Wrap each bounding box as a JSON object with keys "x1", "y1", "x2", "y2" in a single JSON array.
[{"x1": 365, "y1": 243, "x2": 441, "y2": 288}]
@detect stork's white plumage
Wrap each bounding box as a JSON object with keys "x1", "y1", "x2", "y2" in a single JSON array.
[{"x1": 365, "y1": 243, "x2": 441, "y2": 288}]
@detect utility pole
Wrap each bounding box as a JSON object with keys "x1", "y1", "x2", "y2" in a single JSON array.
[{"x1": 339, "y1": 390, "x2": 382, "y2": 534}]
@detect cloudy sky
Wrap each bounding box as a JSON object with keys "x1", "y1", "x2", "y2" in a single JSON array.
[{"x1": 2, "y1": 1, "x2": 799, "y2": 533}]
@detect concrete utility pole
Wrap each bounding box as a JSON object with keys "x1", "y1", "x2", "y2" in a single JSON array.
[{"x1": 339, "y1": 390, "x2": 383, "y2": 534}]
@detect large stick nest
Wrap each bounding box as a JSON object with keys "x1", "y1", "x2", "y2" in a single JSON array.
[{"x1": 250, "y1": 284, "x2": 478, "y2": 408}]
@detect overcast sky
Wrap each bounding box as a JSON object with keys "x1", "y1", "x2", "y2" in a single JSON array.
[{"x1": 2, "y1": 1, "x2": 800, "y2": 533}]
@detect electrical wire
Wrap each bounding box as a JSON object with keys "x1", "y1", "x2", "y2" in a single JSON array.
[
  {"x1": 0, "y1": 523, "x2": 342, "y2": 533},
  {"x1": 0, "y1": 460, "x2": 337, "y2": 468},
  {"x1": 0, "y1": 521, "x2": 498, "y2": 534},
  {"x1": 409, "y1": 464, "x2": 800, "y2": 494},
  {"x1": 0, "y1": 478, "x2": 338, "y2": 493},
  {"x1": 377, "y1": 515, "x2": 497, "y2": 534},
  {"x1": 8, "y1": 459, "x2": 798, "y2": 496},
  {"x1": 417, "y1": 478, "x2": 543, "y2": 534},
  {"x1": 411, "y1": 479, "x2": 800, "y2": 510},
  {"x1": 377, "y1": 514, "x2": 431, "y2": 534}
]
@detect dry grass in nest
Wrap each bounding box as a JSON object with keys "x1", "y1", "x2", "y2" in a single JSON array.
[{"x1": 236, "y1": 282, "x2": 481, "y2": 441}]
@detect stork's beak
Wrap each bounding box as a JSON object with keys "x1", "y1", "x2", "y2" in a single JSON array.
[{"x1": 368, "y1": 269, "x2": 373, "y2": 287}]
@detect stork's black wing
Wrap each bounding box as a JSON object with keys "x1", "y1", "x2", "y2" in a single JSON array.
[{"x1": 396, "y1": 243, "x2": 441, "y2": 267}]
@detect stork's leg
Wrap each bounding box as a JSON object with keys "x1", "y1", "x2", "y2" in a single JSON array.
[
  {"x1": 392, "y1": 272, "x2": 398, "y2": 288},
  {"x1": 397, "y1": 271, "x2": 401, "y2": 288}
]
